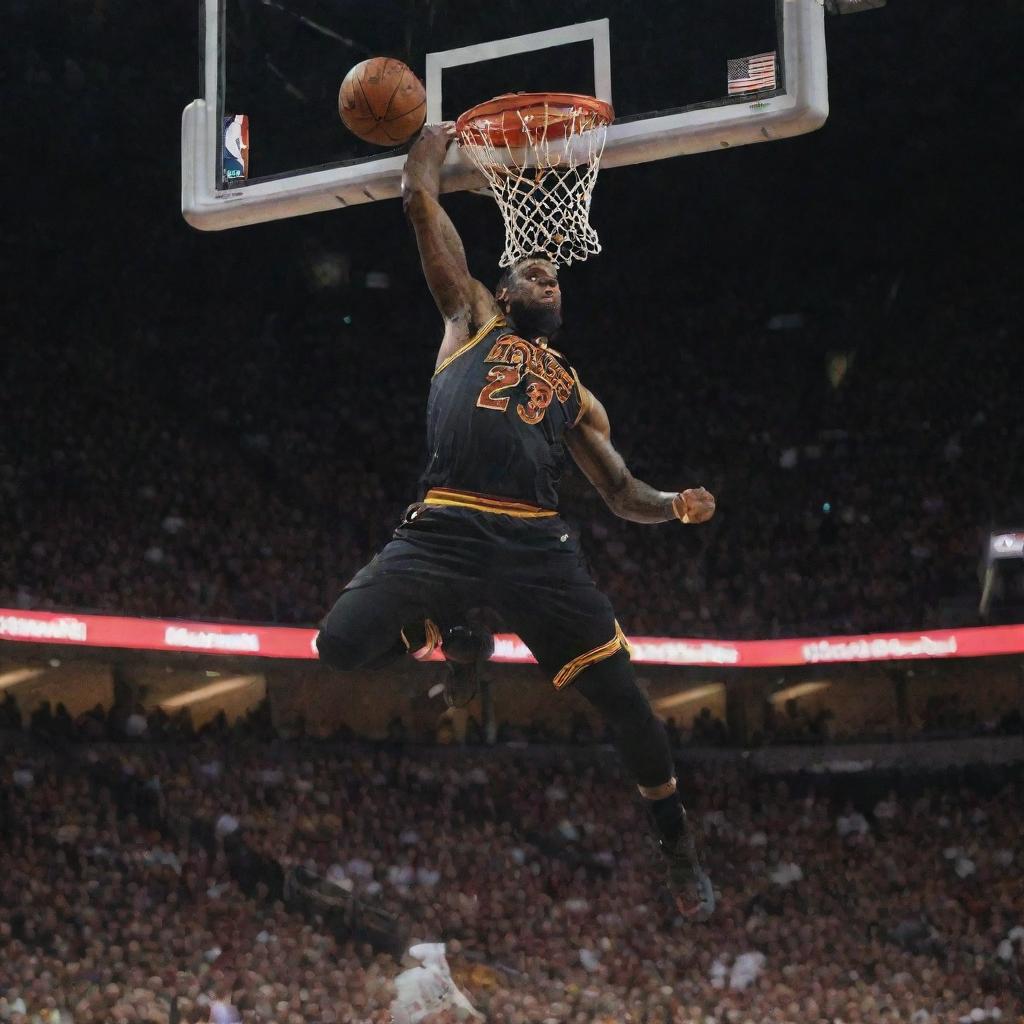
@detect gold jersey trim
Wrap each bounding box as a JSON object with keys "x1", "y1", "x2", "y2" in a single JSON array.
[
  {"x1": 423, "y1": 487, "x2": 558, "y2": 518},
  {"x1": 552, "y1": 619, "x2": 632, "y2": 690},
  {"x1": 570, "y1": 368, "x2": 591, "y2": 428},
  {"x1": 432, "y1": 314, "x2": 506, "y2": 378}
]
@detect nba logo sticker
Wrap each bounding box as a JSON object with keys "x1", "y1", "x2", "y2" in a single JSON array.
[{"x1": 223, "y1": 114, "x2": 249, "y2": 182}]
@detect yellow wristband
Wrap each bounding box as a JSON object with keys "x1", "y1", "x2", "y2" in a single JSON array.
[{"x1": 672, "y1": 493, "x2": 691, "y2": 524}]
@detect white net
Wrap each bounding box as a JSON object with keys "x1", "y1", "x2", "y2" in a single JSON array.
[{"x1": 458, "y1": 103, "x2": 610, "y2": 268}]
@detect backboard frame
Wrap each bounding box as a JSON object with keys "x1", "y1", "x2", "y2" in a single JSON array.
[{"x1": 182, "y1": 0, "x2": 828, "y2": 231}]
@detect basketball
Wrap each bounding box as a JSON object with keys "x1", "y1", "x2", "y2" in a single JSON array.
[{"x1": 339, "y1": 57, "x2": 426, "y2": 147}]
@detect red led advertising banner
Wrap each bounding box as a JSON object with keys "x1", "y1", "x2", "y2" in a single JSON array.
[{"x1": 2, "y1": 609, "x2": 1023, "y2": 668}]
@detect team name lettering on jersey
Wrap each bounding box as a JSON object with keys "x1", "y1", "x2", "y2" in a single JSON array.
[{"x1": 475, "y1": 334, "x2": 575, "y2": 426}]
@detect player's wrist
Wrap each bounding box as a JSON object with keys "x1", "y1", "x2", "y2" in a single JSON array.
[
  {"x1": 671, "y1": 492, "x2": 692, "y2": 524},
  {"x1": 409, "y1": 130, "x2": 451, "y2": 172},
  {"x1": 402, "y1": 166, "x2": 441, "y2": 200}
]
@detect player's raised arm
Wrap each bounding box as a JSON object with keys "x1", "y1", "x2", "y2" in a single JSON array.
[
  {"x1": 566, "y1": 387, "x2": 716, "y2": 526},
  {"x1": 401, "y1": 125, "x2": 498, "y2": 343}
]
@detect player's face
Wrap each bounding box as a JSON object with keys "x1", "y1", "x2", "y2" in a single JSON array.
[
  {"x1": 514, "y1": 260, "x2": 560, "y2": 311},
  {"x1": 506, "y1": 259, "x2": 562, "y2": 338}
]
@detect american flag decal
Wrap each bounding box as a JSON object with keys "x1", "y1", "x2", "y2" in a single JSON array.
[{"x1": 727, "y1": 51, "x2": 777, "y2": 95}]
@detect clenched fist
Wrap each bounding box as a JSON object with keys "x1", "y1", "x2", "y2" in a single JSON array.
[{"x1": 672, "y1": 487, "x2": 716, "y2": 525}]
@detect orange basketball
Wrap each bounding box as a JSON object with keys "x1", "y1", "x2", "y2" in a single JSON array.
[{"x1": 339, "y1": 57, "x2": 426, "y2": 147}]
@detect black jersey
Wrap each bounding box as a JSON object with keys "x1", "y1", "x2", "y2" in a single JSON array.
[{"x1": 421, "y1": 314, "x2": 587, "y2": 510}]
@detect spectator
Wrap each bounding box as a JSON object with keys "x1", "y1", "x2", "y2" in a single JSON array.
[{"x1": 3, "y1": 734, "x2": 1021, "y2": 1024}]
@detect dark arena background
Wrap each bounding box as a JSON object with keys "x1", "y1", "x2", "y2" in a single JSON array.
[{"x1": 3, "y1": 2, "x2": 1023, "y2": 1023}]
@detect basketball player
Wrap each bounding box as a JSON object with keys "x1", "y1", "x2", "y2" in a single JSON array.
[{"x1": 315, "y1": 124, "x2": 716, "y2": 920}]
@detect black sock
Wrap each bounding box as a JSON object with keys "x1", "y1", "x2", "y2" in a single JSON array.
[{"x1": 648, "y1": 792, "x2": 686, "y2": 845}]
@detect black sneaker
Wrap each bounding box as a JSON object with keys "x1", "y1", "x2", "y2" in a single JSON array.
[
  {"x1": 440, "y1": 626, "x2": 494, "y2": 709},
  {"x1": 661, "y1": 810, "x2": 716, "y2": 921}
]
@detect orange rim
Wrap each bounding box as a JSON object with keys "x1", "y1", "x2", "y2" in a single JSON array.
[{"x1": 456, "y1": 92, "x2": 614, "y2": 148}]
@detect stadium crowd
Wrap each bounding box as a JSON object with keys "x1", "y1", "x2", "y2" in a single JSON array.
[
  {"x1": 4, "y1": 274, "x2": 1020, "y2": 639},
  {"x1": 4, "y1": 0, "x2": 1022, "y2": 641},
  {"x1": 2, "y1": 732, "x2": 1022, "y2": 1024},
  {"x1": 5, "y1": 688, "x2": 1022, "y2": 755},
  {"x1": 5, "y1": 4, "x2": 1022, "y2": 1022}
]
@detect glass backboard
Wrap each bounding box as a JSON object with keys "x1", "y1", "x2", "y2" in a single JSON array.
[{"x1": 182, "y1": 0, "x2": 827, "y2": 229}]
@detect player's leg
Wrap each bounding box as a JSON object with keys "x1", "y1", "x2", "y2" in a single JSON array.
[
  {"x1": 316, "y1": 503, "x2": 486, "y2": 672},
  {"x1": 569, "y1": 648, "x2": 715, "y2": 919},
  {"x1": 315, "y1": 574, "x2": 440, "y2": 671},
  {"x1": 315, "y1": 513, "x2": 451, "y2": 671},
  {"x1": 495, "y1": 578, "x2": 714, "y2": 920}
]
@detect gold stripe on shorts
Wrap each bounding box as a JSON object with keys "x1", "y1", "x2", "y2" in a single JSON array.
[
  {"x1": 552, "y1": 620, "x2": 631, "y2": 691},
  {"x1": 614, "y1": 619, "x2": 634, "y2": 659}
]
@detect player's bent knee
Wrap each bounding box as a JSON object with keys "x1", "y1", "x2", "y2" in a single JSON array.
[{"x1": 314, "y1": 629, "x2": 366, "y2": 671}]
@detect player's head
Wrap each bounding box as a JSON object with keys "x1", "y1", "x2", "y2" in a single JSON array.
[{"x1": 495, "y1": 255, "x2": 562, "y2": 340}]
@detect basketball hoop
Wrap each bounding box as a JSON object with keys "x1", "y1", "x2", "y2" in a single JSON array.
[{"x1": 456, "y1": 92, "x2": 614, "y2": 268}]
